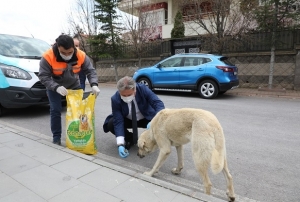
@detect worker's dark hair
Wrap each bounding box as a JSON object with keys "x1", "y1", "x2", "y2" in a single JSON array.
[{"x1": 55, "y1": 34, "x2": 74, "y2": 49}]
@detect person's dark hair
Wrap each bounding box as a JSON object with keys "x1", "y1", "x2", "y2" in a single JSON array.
[{"x1": 55, "y1": 34, "x2": 74, "y2": 49}]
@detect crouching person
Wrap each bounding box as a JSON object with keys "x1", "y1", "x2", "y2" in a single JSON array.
[{"x1": 103, "y1": 76, "x2": 165, "y2": 158}]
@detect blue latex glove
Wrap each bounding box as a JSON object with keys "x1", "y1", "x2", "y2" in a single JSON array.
[
  {"x1": 118, "y1": 146, "x2": 129, "y2": 158},
  {"x1": 147, "y1": 122, "x2": 151, "y2": 129}
]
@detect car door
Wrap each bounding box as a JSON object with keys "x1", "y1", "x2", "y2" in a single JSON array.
[
  {"x1": 152, "y1": 57, "x2": 183, "y2": 88},
  {"x1": 179, "y1": 57, "x2": 207, "y2": 89}
]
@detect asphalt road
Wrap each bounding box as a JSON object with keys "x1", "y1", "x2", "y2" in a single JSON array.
[{"x1": 1, "y1": 85, "x2": 300, "y2": 202}]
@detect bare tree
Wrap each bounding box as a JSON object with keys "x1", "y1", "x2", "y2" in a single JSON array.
[
  {"x1": 253, "y1": 0, "x2": 300, "y2": 89},
  {"x1": 65, "y1": 0, "x2": 101, "y2": 66},
  {"x1": 120, "y1": 1, "x2": 163, "y2": 67},
  {"x1": 179, "y1": 0, "x2": 257, "y2": 54}
]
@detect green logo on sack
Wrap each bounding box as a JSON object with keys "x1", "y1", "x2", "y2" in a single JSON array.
[
  {"x1": 67, "y1": 121, "x2": 92, "y2": 146},
  {"x1": 68, "y1": 120, "x2": 80, "y2": 131}
]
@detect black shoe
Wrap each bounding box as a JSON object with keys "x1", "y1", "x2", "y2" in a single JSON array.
[
  {"x1": 125, "y1": 132, "x2": 133, "y2": 150},
  {"x1": 53, "y1": 139, "x2": 61, "y2": 145},
  {"x1": 124, "y1": 141, "x2": 132, "y2": 150}
]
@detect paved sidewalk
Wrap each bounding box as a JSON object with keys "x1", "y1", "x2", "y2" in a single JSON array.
[
  {"x1": 225, "y1": 87, "x2": 300, "y2": 99},
  {"x1": 0, "y1": 122, "x2": 226, "y2": 202}
]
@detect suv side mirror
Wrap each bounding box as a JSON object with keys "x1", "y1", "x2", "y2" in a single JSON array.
[{"x1": 157, "y1": 63, "x2": 161, "y2": 68}]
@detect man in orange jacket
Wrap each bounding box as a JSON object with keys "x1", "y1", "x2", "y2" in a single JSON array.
[{"x1": 38, "y1": 34, "x2": 100, "y2": 145}]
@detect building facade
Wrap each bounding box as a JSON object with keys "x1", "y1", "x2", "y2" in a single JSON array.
[{"x1": 118, "y1": 0, "x2": 224, "y2": 39}]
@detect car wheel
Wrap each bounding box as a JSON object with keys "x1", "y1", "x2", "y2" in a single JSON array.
[
  {"x1": 0, "y1": 105, "x2": 5, "y2": 117},
  {"x1": 198, "y1": 80, "x2": 219, "y2": 99},
  {"x1": 137, "y1": 77, "x2": 152, "y2": 89}
]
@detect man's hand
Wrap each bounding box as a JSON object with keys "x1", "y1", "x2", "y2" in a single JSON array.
[
  {"x1": 118, "y1": 145, "x2": 129, "y2": 158},
  {"x1": 56, "y1": 86, "x2": 68, "y2": 96},
  {"x1": 92, "y1": 86, "x2": 100, "y2": 97}
]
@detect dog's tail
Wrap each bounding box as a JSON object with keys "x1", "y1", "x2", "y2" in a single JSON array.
[{"x1": 210, "y1": 128, "x2": 225, "y2": 175}]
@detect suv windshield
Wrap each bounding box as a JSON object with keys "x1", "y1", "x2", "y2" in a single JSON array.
[{"x1": 0, "y1": 34, "x2": 50, "y2": 58}]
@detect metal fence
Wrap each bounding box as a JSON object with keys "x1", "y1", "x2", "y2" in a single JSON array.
[
  {"x1": 97, "y1": 29, "x2": 300, "y2": 60},
  {"x1": 95, "y1": 29, "x2": 300, "y2": 90}
]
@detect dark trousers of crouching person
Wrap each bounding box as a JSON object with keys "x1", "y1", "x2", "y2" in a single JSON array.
[{"x1": 106, "y1": 117, "x2": 150, "y2": 150}]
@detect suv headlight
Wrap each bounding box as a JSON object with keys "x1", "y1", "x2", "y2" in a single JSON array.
[{"x1": 0, "y1": 63, "x2": 32, "y2": 80}]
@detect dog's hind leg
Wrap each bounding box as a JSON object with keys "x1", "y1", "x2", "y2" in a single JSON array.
[
  {"x1": 144, "y1": 146, "x2": 171, "y2": 177},
  {"x1": 222, "y1": 159, "x2": 235, "y2": 202},
  {"x1": 192, "y1": 136, "x2": 213, "y2": 195},
  {"x1": 171, "y1": 145, "x2": 183, "y2": 175},
  {"x1": 194, "y1": 160, "x2": 212, "y2": 195}
]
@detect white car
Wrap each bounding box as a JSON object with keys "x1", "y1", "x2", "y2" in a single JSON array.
[{"x1": 0, "y1": 34, "x2": 51, "y2": 116}]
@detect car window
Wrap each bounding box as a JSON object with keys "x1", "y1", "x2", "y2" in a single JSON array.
[
  {"x1": 219, "y1": 57, "x2": 234, "y2": 65},
  {"x1": 183, "y1": 58, "x2": 193, "y2": 66},
  {"x1": 184, "y1": 57, "x2": 210, "y2": 66},
  {"x1": 0, "y1": 34, "x2": 50, "y2": 58},
  {"x1": 160, "y1": 57, "x2": 182, "y2": 67}
]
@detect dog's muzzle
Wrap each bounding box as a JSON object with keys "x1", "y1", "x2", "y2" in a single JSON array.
[{"x1": 137, "y1": 152, "x2": 145, "y2": 158}]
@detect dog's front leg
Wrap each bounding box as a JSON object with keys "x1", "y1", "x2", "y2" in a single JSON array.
[
  {"x1": 144, "y1": 149, "x2": 171, "y2": 176},
  {"x1": 172, "y1": 145, "x2": 183, "y2": 175}
]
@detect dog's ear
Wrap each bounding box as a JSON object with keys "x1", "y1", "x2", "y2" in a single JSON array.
[{"x1": 138, "y1": 140, "x2": 144, "y2": 148}]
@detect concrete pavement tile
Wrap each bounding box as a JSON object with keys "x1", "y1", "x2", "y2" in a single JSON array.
[
  {"x1": 93, "y1": 158, "x2": 137, "y2": 176},
  {"x1": 108, "y1": 177, "x2": 178, "y2": 202},
  {"x1": 0, "y1": 147, "x2": 20, "y2": 161},
  {"x1": 136, "y1": 173, "x2": 195, "y2": 196},
  {"x1": 0, "y1": 188, "x2": 47, "y2": 202},
  {"x1": 79, "y1": 167, "x2": 131, "y2": 192},
  {"x1": 2, "y1": 127, "x2": 20, "y2": 133},
  {"x1": 0, "y1": 128, "x2": 9, "y2": 134},
  {"x1": 0, "y1": 153, "x2": 41, "y2": 176},
  {"x1": 37, "y1": 139, "x2": 63, "y2": 150},
  {"x1": 0, "y1": 132, "x2": 25, "y2": 143},
  {"x1": 62, "y1": 148, "x2": 95, "y2": 161},
  {"x1": 48, "y1": 183, "x2": 120, "y2": 202},
  {"x1": 193, "y1": 192, "x2": 227, "y2": 202},
  {"x1": 0, "y1": 143, "x2": 4, "y2": 148},
  {"x1": 51, "y1": 157, "x2": 101, "y2": 179},
  {"x1": 0, "y1": 173, "x2": 23, "y2": 198},
  {"x1": 3, "y1": 138, "x2": 46, "y2": 152},
  {"x1": 21, "y1": 145, "x2": 73, "y2": 166},
  {"x1": 12, "y1": 165, "x2": 80, "y2": 200},
  {"x1": 18, "y1": 132, "x2": 42, "y2": 141},
  {"x1": 171, "y1": 193, "x2": 204, "y2": 202}
]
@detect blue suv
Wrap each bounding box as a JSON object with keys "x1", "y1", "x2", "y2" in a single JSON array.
[{"x1": 133, "y1": 53, "x2": 239, "y2": 99}]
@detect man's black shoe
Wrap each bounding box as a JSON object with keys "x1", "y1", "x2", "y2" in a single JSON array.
[
  {"x1": 124, "y1": 141, "x2": 133, "y2": 150},
  {"x1": 125, "y1": 132, "x2": 133, "y2": 150},
  {"x1": 52, "y1": 139, "x2": 61, "y2": 145}
]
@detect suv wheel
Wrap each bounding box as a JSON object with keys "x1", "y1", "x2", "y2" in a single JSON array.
[
  {"x1": 0, "y1": 105, "x2": 4, "y2": 117},
  {"x1": 137, "y1": 77, "x2": 152, "y2": 89},
  {"x1": 198, "y1": 80, "x2": 218, "y2": 99}
]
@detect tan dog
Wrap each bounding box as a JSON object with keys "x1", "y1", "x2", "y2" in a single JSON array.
[
  {"x1": 79, "y1": 114, "x2": 89, "y2": 131},
  {"x1": 137, "y1": 108, "x2": 235, "y2": 202}
]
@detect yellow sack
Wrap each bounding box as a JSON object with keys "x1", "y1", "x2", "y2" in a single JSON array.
[{"x1": 65, "y1": 89, "x2": 97, "y2": 155}]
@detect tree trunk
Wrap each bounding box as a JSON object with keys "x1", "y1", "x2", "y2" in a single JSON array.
[
  {"x1": 113, "y1": 58, "x2": 119, "y2": 82},
  {"x1": 268, "y1": 43, "x2": 275, "y2": 89},
  {"x1": 268, "y1": 1, "x2": 279, "y2": 89}
]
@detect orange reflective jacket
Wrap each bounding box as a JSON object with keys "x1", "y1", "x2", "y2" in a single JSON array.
[{"x1": 43, "y1": 49, "x2": 85, "y2": 76}]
